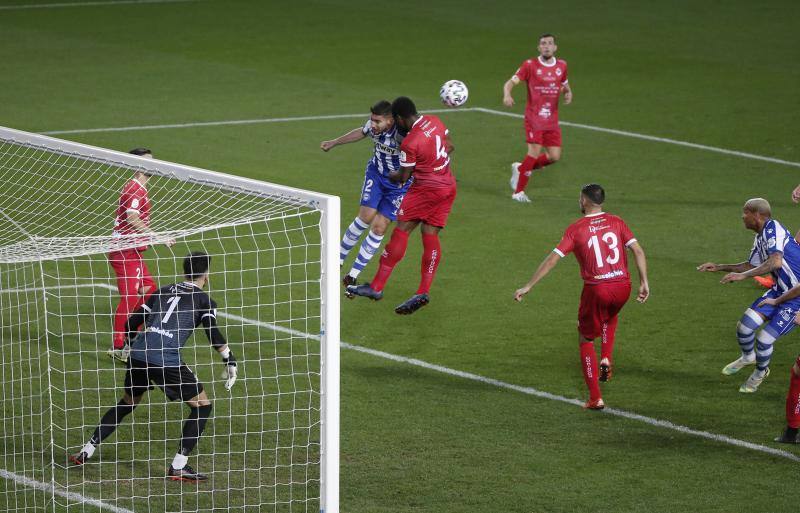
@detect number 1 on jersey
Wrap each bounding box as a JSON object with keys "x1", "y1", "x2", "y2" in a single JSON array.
[{"x1": 161, "y1": 296, "x2": 181, "y2": 324}]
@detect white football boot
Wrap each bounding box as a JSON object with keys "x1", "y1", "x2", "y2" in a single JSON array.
[
  {"x1": 511, "y1": 191, "x2": 531, "y2": 203},
  {"x1": 721, "y1": 354, "x2": 755, "y2": 375},
  {"x1": 739, "y1": 367, "x2": 770, "y2": 393}
]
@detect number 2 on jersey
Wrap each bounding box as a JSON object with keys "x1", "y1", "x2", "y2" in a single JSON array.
[
  {"x1": 588, "y1": 232, "x2": 620, "y2": 268},
  {"x1": 161, "y1": 296, "x2": 181, "y2": 324}
]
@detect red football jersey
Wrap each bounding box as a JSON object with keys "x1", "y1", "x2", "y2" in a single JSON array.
[
  {"x1": 554, "y1": 212, "x2": 636, "y2": 284},
  {"x1": 514, "y1": 56, "x2": 568, "y2": 131},
  {"x1": 399, "y1": 115, "x2": 456, "y2": 188},
  {"x1": 112, "y1": 178, "x2": 150, "y2": 250}
]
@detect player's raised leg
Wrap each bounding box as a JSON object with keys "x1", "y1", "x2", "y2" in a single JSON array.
[
  {"x1": 599, "y1": 315, "x2": 618, "y2": 382},
  {"x1": 345, "y1": 183, "x2": 402, "y2": 287},
  {"x1": 395, "y1": 224, "x2": 442, "y2": 315},
  {"x1": 340, "y1": 206, "x2": 374, "y2": 272},
  {"x1": 348, "y1": 221, "x2": 417, "y2": 301}
]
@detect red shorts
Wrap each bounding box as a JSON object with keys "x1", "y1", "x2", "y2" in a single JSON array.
[
  {"x1": 108, "y1": 249, "x2": 156, "y2": 298},
  {"x1": 397, "y1": 183, "x2": 457, "y2": 228},
  {"x1": 524, "y1": 117, "x2": 562, "y2": 146},
  {"x1": 577, "y1": 281, "x2": 631, "y2": 340}
]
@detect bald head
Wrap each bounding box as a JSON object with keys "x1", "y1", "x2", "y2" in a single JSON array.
[{"x1": 743, "y1": 198, "x2": 771, "y2": 216}]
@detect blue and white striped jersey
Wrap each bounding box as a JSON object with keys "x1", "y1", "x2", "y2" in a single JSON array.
[
  {"x1": 362, "y1": 119, "x2": 403, "y2": 175},
  {"x1": 748, "y1": 218, "x2": 800, "y2": 293}
]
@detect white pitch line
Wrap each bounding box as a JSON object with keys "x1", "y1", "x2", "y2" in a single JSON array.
[
  {"x1": 0, "y1": 0, "x2": 201, "y2": 10},
  {"x1": 66, "y1": 283, "x2": 800, "y2": 463},
  {"x1": 39, "y1": 106, "x2": 800, "y2": 169},
  {"x1": 473, "y1": 107, "x2": 800, "y2": 169},
  {"x1": 0, "y1": 468, "x2": 135, "y2": 513},
  {"x1": 41, "y1": 108, "x2": 477, "y2": 136},
  {"x1": 4, "y1": 282, "x2": 799, "y2": 472}
]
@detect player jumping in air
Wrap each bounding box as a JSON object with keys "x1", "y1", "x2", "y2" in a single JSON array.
[
  {"x1": 698, "y1": 198, "x2": 800, "y2": 393},
  {"x1": 503, "y1": 33, "x2": 572, "y2": 203},
  {"x1": 347, "y1": 97, "x2": 457, "y2": 315},
  {"x1": 108, "y1": 148, "x2": 174, "y2": 363},
  {"x1": 514, "y1": 184, "x2": 649, "y2": 409},
  {"x1": 320, "y1": 101, "x2": 411, "y2": 290},
  {"x1": 70, "y1": 252, "x2": 237, "y2": 482}
]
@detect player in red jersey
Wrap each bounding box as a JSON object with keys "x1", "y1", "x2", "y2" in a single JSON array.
[
  {"x1": 513, "y1": 184, "x2": 649, "y2": 409},
  {"x1": 503, "y1": 33, "x2": 572, "y2": 203},
  {"x1": 107, "y1": 148, "x2": 174, "y2": 363},
  {"x1": 347, "y1": 97, "x2": 457, "y2": 315}
]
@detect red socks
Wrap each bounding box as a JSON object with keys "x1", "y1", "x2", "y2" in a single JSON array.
[
  {"x1": 514, "y1": 154, "x2": 554, "y2": 193},
  {"x1": 600, "y1": 316, "x2": 619, "y2": 362},
  {"x1": 417, "y1": 233, "x2": 442, "y2": 295},
  {"x1": 580, "y1": 342, "x2": 602, "y2": 401},
  {"x1": 370, "y1": 228, "x2": 409, "y2": 292},
  {"x1": 786, "y1": 361, "x2": 800, "y2": 429}
]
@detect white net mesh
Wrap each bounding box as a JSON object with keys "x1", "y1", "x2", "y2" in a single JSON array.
[{"x1": 0, "y1": 130, "x2": 336, "y2": 513}]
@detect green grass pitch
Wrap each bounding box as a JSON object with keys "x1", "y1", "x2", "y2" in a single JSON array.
[{"x1": 1, "y1": 0, "x2": 800, "y2": 512}]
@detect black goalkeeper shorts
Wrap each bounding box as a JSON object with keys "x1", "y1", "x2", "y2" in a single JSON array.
[{"x1": 125, "y1": 358, "x2": 204, "y2": 402}]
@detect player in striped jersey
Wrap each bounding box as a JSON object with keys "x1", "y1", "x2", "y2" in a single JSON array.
[
  {"x1": 698, "y1": 198, "x2": 800, "y2": 392},
  {"x1": 321, "y1": 100, "x2": 411, "y2": 291}
]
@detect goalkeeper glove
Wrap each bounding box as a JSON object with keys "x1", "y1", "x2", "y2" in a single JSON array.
[{"x1": 220, "y1": 348, "x2": 238, "y2": 391}]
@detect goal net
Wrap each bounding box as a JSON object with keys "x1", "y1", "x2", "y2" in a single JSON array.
[{"x1": 0, "y1": 126, "x2": 340, "y2": 513}]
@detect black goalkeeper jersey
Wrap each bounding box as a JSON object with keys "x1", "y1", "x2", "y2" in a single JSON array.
[{"x1": 129, "y1": 282, "x2": 220, "y2": 367}]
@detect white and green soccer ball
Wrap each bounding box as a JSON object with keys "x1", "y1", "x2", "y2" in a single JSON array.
[{"x1": 440, "y1": 80, "x2": 469, "y2": 107}]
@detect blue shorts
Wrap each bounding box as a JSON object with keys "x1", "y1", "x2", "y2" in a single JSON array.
[
  {"x1": 750, "y1": 288, "x2": 800, "y2": 337},
  {"x1": 359, "y1": 162, "x2": 411, "y2": 221}
]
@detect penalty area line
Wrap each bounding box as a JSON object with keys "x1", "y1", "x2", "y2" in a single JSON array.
[
  {"x1": 90, "y1": 283, "x2": 800, "y2": 464},
  {"x1": 474, "y1": 107, "x2": 800, "y2": 169},
  {"x1": 0, "y1": 0, "x2": 203, "y2": 10},
  {"x1": 5, "y1": 282, "x2": 799, "y2": 466},
  {"x1": 41, "y1": 108, "x2": 479, "y2": 135},
  {"x1": 0, "y1": 468, "x2": 135, "y2": 513}
]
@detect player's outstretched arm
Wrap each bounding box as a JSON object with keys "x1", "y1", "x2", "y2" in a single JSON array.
[
  {"x1": 721, "y1": 253, "x2": 780, "y2": 284},
  {"x1": 696, "y1": 261, "x2": 751, "y2": 273},
  {"x1": 514, "y1": 251, "x2": 561, "y2": 302},
  {"x1": 320, "y1": 128, "x2": 366, "y2": 152},
  {"x1": 502, "y1": 76, "x2": 520, "y2": 107},
  {"x1": 628, "y1": 242, "x2": 649, "y2": 303}
]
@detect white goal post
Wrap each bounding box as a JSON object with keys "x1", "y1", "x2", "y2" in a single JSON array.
[{"x1": 0, "y1": 126, "x2": 339, "y2": 513}]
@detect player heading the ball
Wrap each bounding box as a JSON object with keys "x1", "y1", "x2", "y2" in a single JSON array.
[
  {"x1": 320, "y1": 100, "x2": 411, "y2": 293},
  {"x1": 70, "y1": 251, "x2": 238, "y2": 482},
  {"x1": 347, "y1": 96, "x2": 458, "y2": 315},
  {"x1": 514, "y1": 184, "x2": 649, "y2": 409}
]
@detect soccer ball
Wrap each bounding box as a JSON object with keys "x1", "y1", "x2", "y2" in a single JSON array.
[{"x1": 440, "y1": 80, "x2": 469, "y2": 107}]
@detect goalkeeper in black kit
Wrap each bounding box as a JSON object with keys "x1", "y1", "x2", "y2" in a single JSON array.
[{"x1": 70, "y1": 252, "x2": 238, "y2": 482}]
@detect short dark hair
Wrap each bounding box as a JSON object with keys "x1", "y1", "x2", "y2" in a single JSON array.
[
  {"x1": 129, "y1": 147, "x2": 152, "y2": 157},
  {"x1": 581, "y1": 183, "x2": 605, "y2": 205},
  {"x1": 370, "y1": 100, "x2": 392, "y2": 117},
  {"x1": 184, "y1": 251, "x2": 211, "y2": 280},
  {"x1": 539, "y1": 33, "x2": 556, "y2": 43},
  {"x1": 391, "y1": 96, "x2": 418, "y2": 120}
]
